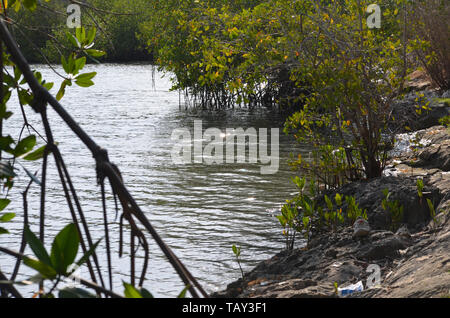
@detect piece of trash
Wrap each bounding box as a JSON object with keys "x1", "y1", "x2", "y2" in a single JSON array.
[
  {"x1": 353, "y1": 217, "x2": 371, "y2": 238},
  {"x1": 396, "y1": 225, "x2": 411, "y2": 239},
  {"x1": 338, "y1": 281, "x2": 364, "y2": 297}
]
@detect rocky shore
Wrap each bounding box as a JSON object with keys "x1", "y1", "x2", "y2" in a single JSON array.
[{"x1": 214, "y1": 91, "x2": 450, "y2": 298}]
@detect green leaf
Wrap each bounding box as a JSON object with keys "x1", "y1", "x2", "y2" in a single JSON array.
[
  {"x1": 75, "y1": 72, "x2": 96, "y2": 87},
  {"x1": 0, "y1": 227, "x2": 9, "y2": 235},
  {"x1": 0, "y1": 136, "x2": 14, "y2": 152},
  {"x1": 302, "y1": 200, "x2": 311, "y2": 214},
  {"x1": 22, "y1": 145, "x2": 47, "y2": 161},
  {"x1": 14, "y1": 67, "x2": 22, "y2": 82},
  {"x1": 87, "y1": 28, "x2": 97, "y2": 45},
  {"x1": 0, "y1": 199, "x2": 11, "y2": 212},
  {"x1": 232, "y1": 244, "x2": 240, "y2": 257},
  {"x1": 67, "y1": 54, "x2": 75, "y2": 75},
  {"x1": 0, "y1": 95, "x2": 13, "y2": 118},
  {"x1": 13, "y1": 0, "x2": 22, "y2": 12},
  {"x1": 0, "y1": 212, "x2": 15, "y2": 222},
  {"x1": 23, "y1": 0, "x2": 37, "y2": 11},
  {"x1": 303, "y1": 216, "x2": 310, "y2": 227},
  {"x1": 74, "y1": 57, "x2": 86, "y2": 75},
  {"x1": 61, "y1": 55, "x2": 70, "y2": 74},
  {"x1": 76, "y1": 72, "x2": 97, "y2": 81},
  {"x1": 23, "y1": 257, "x2": 57, "y2": 279},
  {"x1": 34, "y1": 71, "x2": 42, "y2": 84},
  {"x1": 43, "y1": 82, "x2": 54, "y2": 91},
  {"x1": 56, "y1": 80, "x2": 68, "y2": 101},
  {"x1": 24, "y1": 226, "x2": 52, "y2": 267},
  {"x1": 276, "y1": 215, "x2": 286, "y2": 226},
  {"x1": 50, "y1": 223, "x2": 80, "y2": 274},
  {"x1": 75, "y1": 27, "x2": 86, "y2": 44},
  {"x1": 335, "y1": 193, "x2": 342, "y2": 206},
  {"x1": 66, "y1": 32, "x2": 80, "y2": 49},
  {"x1": 177, "y1": 285, "x2": 190, "y2": 298},
  {"x1": 123, "y1": 282, "x2": 143, "y2": 298},
  {"x1": 139, "y1": 288, "x2": 154, "y2": 298},
  {"x1": 75, "y1": 79, "x2": 94, "y2": 88},
  {"x1": 18, "y1": 89, "x2": 33, "y2": 106},
  {"x1": 13, "y1": 135, "x2": 36, "y2": 157},
  {"x1": 426, "y1": 198, "x2": 435, "y2": 217},
  {"x1": 292, "y1": 176, "x2": 305, "y2": 190},
  {"x1": 85, "y1": 49, "x2": 106, "y2": 58},
  {"x1": 324, "y1": 195, "x2": 333, "y2": 211}
]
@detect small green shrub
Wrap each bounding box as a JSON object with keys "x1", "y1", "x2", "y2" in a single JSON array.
[
  {"x1": 345, "y1": 195, "x2": 368, "y2": 225},
  {"x1": 382, "y1": 189, "x2": 404, "y2": 232},
  {"x1": 439, "y1": 115, "x2": 450, "y2": 128},
  {"x1": 232, "y1": 245, "x2": 244, "y2": 280},
  {"x1": 278, "y1": 200, "x2": 301, "y2": 250},
  {"x1": 278, "y1": 177, "x2": 370, "y2": 250},
  {"x1": 416, "y1": 178, "x2": 424, "y2": 199},
  {"x1": 323, "y1": 194, "x2": 345, "y2": 231},
  {"x1": 278, "y1": 177, "x2": 319, "y2": 250},
  {"x1": 426, "y1": 198, "x2": 438, "y2": 227}
]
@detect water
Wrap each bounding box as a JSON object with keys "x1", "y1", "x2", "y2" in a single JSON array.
[{"x1": 0, "y1": 64, "x2": 309, "y2": 297}]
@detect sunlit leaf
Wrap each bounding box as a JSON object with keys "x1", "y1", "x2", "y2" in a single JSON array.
[
  {"x1": 0, "y1": 212, "x2": 15, "y2": 222},
  {"x1": 123, "y1": 282, "x2": 142, "y2": 298},
  {"x1": 12, "y1": 135, "x2": 36, "y2": 157},
  {"x1": 23, "y1": 257, "x2": 57, "y2": 279},
  {"x1": 177, "y1": 285, "x2": 190, "y2": 298}
]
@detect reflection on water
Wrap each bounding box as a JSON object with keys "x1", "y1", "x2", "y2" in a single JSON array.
[{"x1": 0, "y1": 64, "x2": 310, "y2": 297}]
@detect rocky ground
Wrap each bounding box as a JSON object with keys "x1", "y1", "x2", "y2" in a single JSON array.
[
  {"x1": 390, "y1": 87, "x2": 450, "y2": 134},
  {"x1": 213, "y1": 90, "x2": 450, "y2": 298}
]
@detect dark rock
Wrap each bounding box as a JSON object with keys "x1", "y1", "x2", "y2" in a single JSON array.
[
  {"x1": 391, "y1": 90, "x2": 450, "y2": 133},
  {"x1": 356, "y1": 234, "x2": 411, "y2": 261},
  {"x1": 417, "y1": 142, "x2": 450, "y2": 172},
  {"x1": 325, "y1": 249, "x2": 338, "y2": 259},
  {"x1": 396, "y1": 225, "x2": 412, "y2": 239}
]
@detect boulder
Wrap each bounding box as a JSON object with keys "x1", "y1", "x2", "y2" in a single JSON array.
[{"x1": 391, "y1": 90, "x2": 450, "y2": 133}]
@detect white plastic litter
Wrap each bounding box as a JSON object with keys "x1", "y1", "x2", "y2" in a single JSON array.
[
  {"x1": 389, "y1": 131, "x2": 432, "y2": 157},
  {"x1": 353, "y1": 217, "x2": 371, "y2": 238},
  {"x1": 338, "y1": 281, "x2": 364, "y2": 297}
]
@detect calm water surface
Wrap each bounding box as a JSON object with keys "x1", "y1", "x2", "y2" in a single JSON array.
[{"x1": 0, "y1": 64, "x2": 308, "y2": 297}]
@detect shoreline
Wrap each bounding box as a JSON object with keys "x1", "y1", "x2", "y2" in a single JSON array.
[{"x1": 214, "y1": 90, "x2": 450, "y2": 298}]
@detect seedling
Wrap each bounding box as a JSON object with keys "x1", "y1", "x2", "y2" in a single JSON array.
[
  {"x1": 232, "y1": 244, "x2": 244, "y2": 280},
  {"x1": 382, "y1": 189, "x2": 404, "y2": 232}
]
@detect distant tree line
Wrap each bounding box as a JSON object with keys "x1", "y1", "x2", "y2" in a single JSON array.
[{"x1": 11, "y1": 0, "x2": 153, "y2": 63}]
